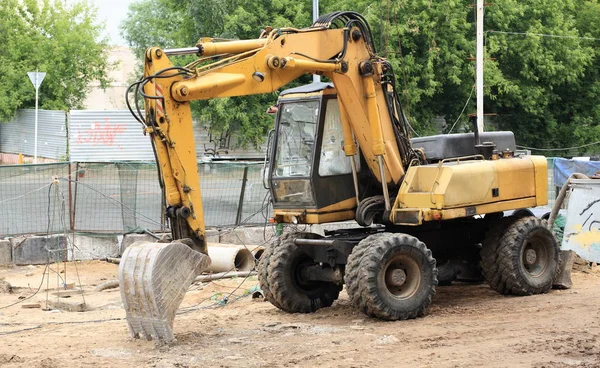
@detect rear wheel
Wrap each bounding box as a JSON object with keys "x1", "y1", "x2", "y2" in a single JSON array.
[
  {"x1": 268, "y1": 233, "x2": 341, "y2": 313},
  {"x1": 350, "y1": 233, "x2": 437, "y2": 320},
  {"x1": 497, "y1": 217, "x2": 559, "y2": 295},
  {"x1": 480, "y1": 217, "x2": 517, "y2": 294}
]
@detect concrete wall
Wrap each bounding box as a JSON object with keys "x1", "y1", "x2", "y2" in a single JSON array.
[
  {"x1": 1, "y1": 234, "x2": 119, "y2": 266},
  {"x1": 82, "y1": 47, "x2": 136, "y2": 110},
  {"x1": 0, "y1": 221, "x2": 365, "y2": 266}
]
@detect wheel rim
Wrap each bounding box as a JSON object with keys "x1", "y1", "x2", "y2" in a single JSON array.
[
  {"x1": 520, "y1": 234, "x2": 550, "y2": 277},
  {"x1": 382, "y1": 254, "x2": 421, "y2": 299}
]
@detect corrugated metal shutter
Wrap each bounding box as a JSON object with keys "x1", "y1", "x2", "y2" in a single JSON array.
[
  {"x1": 69, "y1": 110, "x2": 155, "y2": 161},
  {"x1": 0, "y1": 109, "x2": 67, "y2": 159},
  {"x1": 193, "y1": 124, "x2": 266, "y2": 160}
]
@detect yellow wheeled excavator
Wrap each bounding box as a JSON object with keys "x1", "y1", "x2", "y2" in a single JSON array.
[{"x1": 120, "y1": 11, "x2": 560, "y2": 343}]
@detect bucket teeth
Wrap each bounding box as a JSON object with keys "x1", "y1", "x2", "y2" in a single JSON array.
[{"x1": 118, "y1": 241, "x2": 211, "y2": 343}]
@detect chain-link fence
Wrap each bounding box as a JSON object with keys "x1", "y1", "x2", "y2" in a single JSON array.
[
  {"x1": 1, "y1": 159, "x2": 560, "y2": 237},
  {"x1": 0, "y1": 163, "x2": 71, "y2": 236},
  {"x1": 0, "y1": 161, "x2": 270, "y2": 237}
]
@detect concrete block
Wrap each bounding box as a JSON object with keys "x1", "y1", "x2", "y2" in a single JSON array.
[
  {"x1": 0, "y1": 240, "x2": 11, "y2": 266},
  {"x1": 70, "y1": 235, "x2": 119, "y2": 261},
  {"x1": 219, "y1": 226, "x2": 275, "y2": 246},
  {"x1": 310, "y1": 221, "x2": 362, "y2": 236},
  {"x1": 11, "y1": 235, "x2": 67, "y2": 265},
  {"x1": 205, "y1": 229, "x2": 219, "y2": 243},
  {"x1": 46, "y1": 298, "x2": 87, "y2": 312}
]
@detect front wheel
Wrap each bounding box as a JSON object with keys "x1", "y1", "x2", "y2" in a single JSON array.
[
  {"x1": 267, "y1": 233, "x2": 341, "y2": 313},
  {"x1": 349, "y1": 233, "x2": 437, "y2": 320}
]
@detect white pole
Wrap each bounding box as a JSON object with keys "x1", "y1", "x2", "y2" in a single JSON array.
[
  {"x1": 476, "y1": 0, "x2": 484, "y2": 133},
  {"x1": 312, "y1": 0, "x2": 321, "y2": 83},
  {"x1": 34, "y1": 72, "x2": 39, "y2": 164}
]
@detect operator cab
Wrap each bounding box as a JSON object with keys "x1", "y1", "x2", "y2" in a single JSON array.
[{"x1": 268, "y1": 82, "x2": 361, "y2": 224}]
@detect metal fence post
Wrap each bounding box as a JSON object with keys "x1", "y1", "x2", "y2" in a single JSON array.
[
  {"x1": 72, "y1": 162, "x2": 79, "y2": 232},
  {"x1": 68, "y1": 162, "x2": 74, "y2": 231},
  {"x1": 235, "y1": 166, "x2": 249, "y2": 225}
]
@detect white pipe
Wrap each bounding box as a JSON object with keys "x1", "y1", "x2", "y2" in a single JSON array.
[
  {"x1": 548, "y1": 173, "x2": 589, "y2": 228},
  {"x1": 95, "y1": 271, "x2": 257, "y2": 292},
  {"x1": 206, "y1": 244, "x2": 255, "y2": 273},
  {"x1": 250, "y1": 246, "x2": 265, "y2": 261},
  {"x1": 194, "y1": 271, "x2": 256, "y2": 283}
]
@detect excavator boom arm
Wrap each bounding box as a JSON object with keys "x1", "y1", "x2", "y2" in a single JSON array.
[{"x1": 139, "y1": 22, "x2": 412, "y2": 250}]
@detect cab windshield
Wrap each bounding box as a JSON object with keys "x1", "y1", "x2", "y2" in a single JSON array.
[{"x1": 273, "y1": 100, "x2": 319, "y2": 177}]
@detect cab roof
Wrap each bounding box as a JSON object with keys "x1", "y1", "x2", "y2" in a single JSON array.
[{"x1": 279, "y1": 82, "x2": 334, "y2": 97}]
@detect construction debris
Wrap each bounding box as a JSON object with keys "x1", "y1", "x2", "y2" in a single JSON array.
[
  {"x1": 553, "y1": 250, "x2": 576, "y2": 289},
  {"x1": 46, "y1": 299, "x2": 87, "y2": 312},
  {"x1": 0, "y1": 277, "x2": 12, "y2": 294},
  {"x1": 21, "y1": 303, "x2": 40, "y2": 309},
  {"x1": 573, "y1": 254, "x2": 598, "y2": 273}
]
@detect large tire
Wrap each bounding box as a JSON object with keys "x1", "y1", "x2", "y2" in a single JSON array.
[
  {"x1": 344, "y1": 232, "x2": 391, "y2": 307},
  {"x1": 480, "y1": 217, "x2": 517, "y2": 294},
  {"x1": 257, "y1": 238, "x2": 282, "y2": 309},
  {"x1": 496, "y1": 217, "x2": 559, "y2": 295},
  {"x1": 353, "y1": 233, "x2": 437, "y2": 321},
  {"x1": 436, "y1": 261, "x2": 457, "y2": 286},
  {"x1": 268, "y1": 233, "x2": 341, "y2": 313}
]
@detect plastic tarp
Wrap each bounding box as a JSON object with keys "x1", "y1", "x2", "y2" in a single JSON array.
[{"x1": 553, "y1": 158, "x2": 600, "y2": 187}]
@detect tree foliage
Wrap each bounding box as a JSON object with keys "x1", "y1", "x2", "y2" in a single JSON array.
[
  {"x1": 121, "y1": 0, "x2": 600, "y2": 154},
  {"x1": 0, "y1": 0, "x2": 112, "y2": 121},
  {"x1": 484, "y1": 0, "x2": 600, "y2": 154},
  {"x1": 122, "y1": 0, "x2": 316, "y2": 148}
]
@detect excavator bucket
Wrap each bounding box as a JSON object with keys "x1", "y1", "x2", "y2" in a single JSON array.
[{"x1": 118, "y1": 241, "x2": 211, "y2": 343}]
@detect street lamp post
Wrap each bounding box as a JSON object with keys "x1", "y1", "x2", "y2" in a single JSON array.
[
  {"x1": 27, "y1": 71, "x2": 46, "y2": 164},
  {"x1": 476, "y1": 0, "x2": 484, "y2": 133},
  {"x1": 312, "y1": 0, "x2": 321, "y2": 83}
]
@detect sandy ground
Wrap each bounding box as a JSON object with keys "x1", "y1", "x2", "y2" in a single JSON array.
[{"x1": 0, "y1": 261, "x2": 599, "y2": 368}]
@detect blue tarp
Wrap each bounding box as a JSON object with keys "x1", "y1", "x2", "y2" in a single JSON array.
[{"x1": 553, "y1": 158, "x2": 600, "y2": 187}]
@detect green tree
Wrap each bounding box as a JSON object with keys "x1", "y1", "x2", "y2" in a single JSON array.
[
  {"x1": 122, "y1": 0, "x2": 316, "y2": 148},
  {"x1": 122, "y1": 0, "x2": 600, "y2": 154},
  {"x1": 484, "y1": 0, "x2": 600, "y2": 154},
  {"x1": 0, "y1": 0, "x2": 112, "y2": 121}
]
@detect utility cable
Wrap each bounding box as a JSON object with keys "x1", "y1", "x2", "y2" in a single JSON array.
[
  {"x1": 0, "y1": 183, "x2": 53, "y2": 205},
  {"x1": 487, "y1": 30, "x2": 600, "y2": 42},
  {"x1": 58, "y1": 177, "x2": 163, "y2": 228},
  {"x1": 0, "y1": 318, "x2": 125, "y2": 336},
  {"x1": 516, "y1": 141, "x2": 600, "y2": 151},
  {"x1": 0, "y1": 183, "x2": 57, "y2": 310},
  {"x1": 447, "y1": 86, "x2": 475, "y2": 134}
]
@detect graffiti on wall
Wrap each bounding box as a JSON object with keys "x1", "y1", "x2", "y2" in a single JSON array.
[
  {"x1": 74, "y1": 118, "x2": 126, "y2": 148},
  {"x1": 563, "y1": 186, "x2": 600, "y2": 262}
]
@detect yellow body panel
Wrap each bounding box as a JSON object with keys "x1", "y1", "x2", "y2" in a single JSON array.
[{"x1": 392, "y1": 156, "x2": 548, "y2": 225}]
